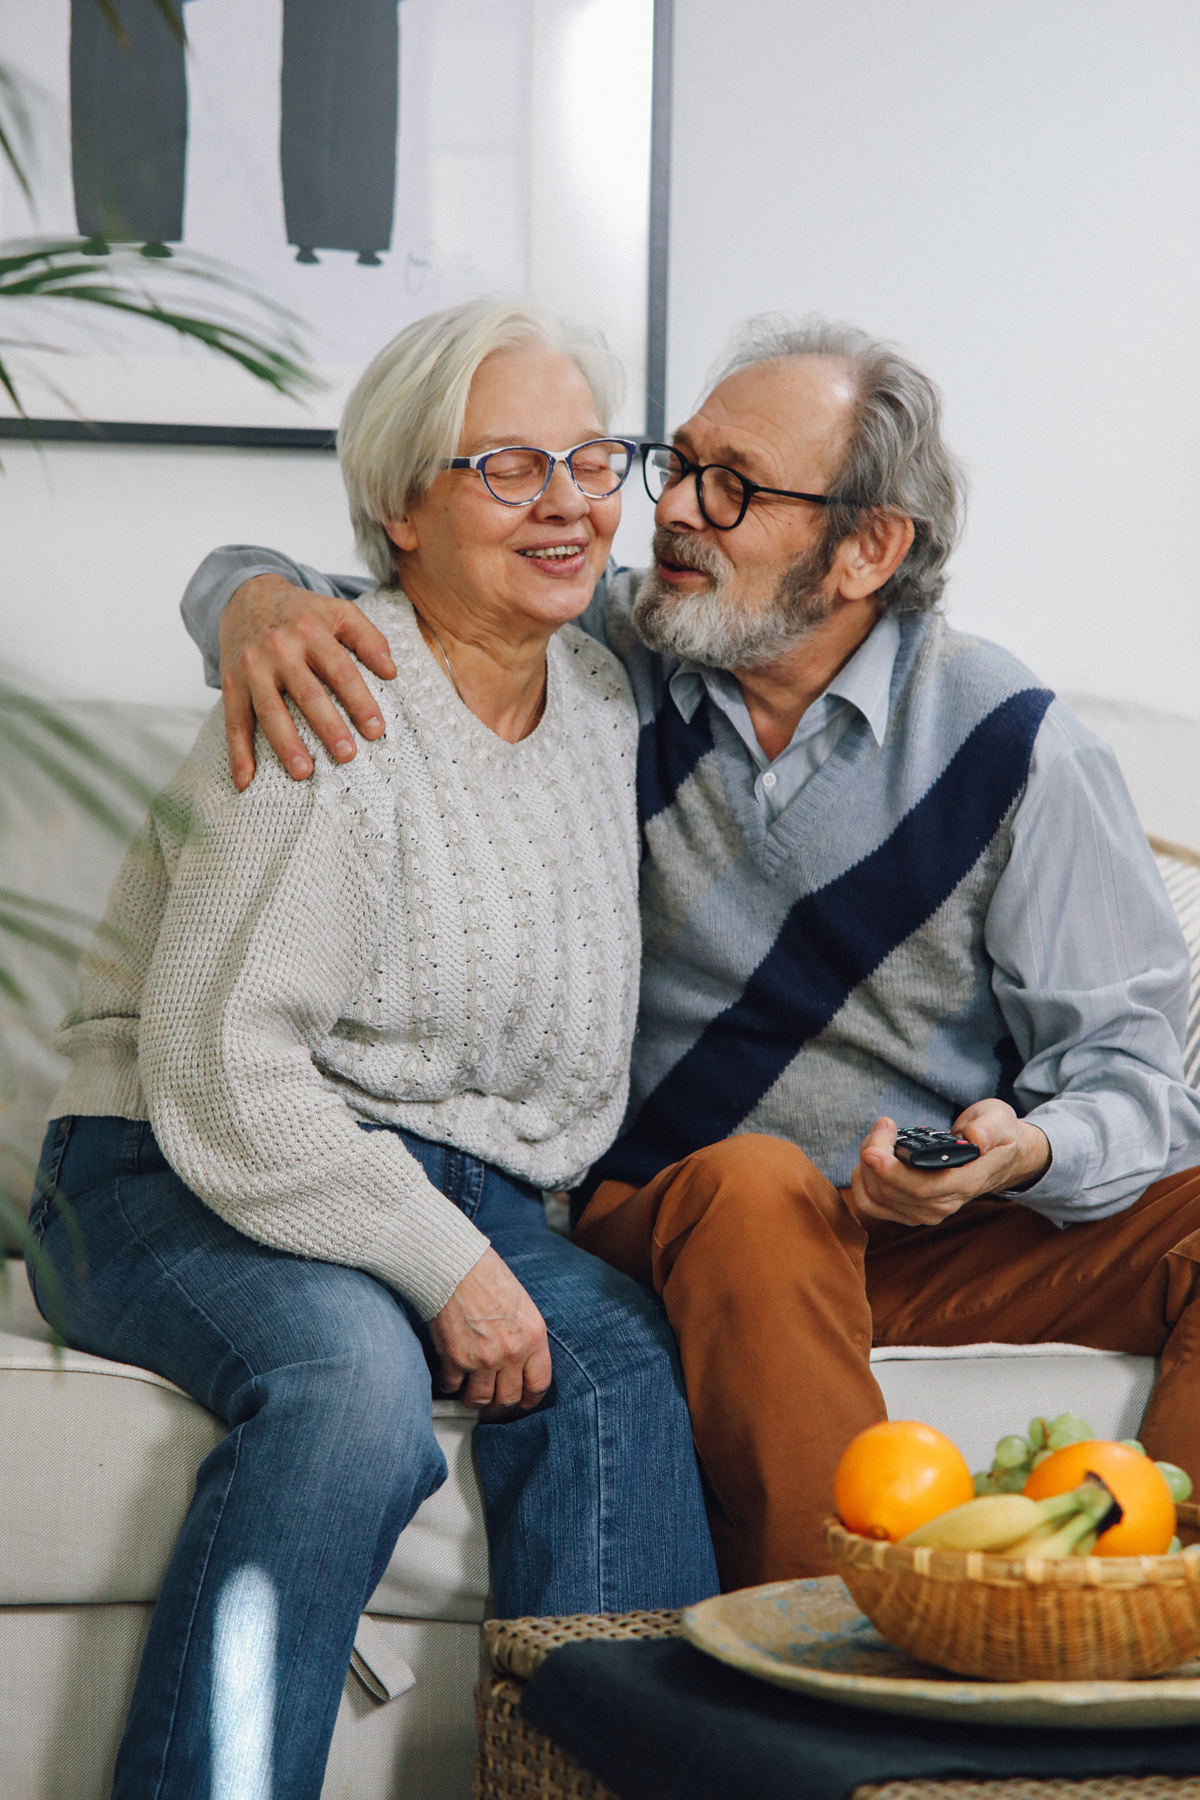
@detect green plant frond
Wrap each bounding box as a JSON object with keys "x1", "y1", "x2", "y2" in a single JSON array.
[
  {"x1": 91, "y1": 0, "x2": 130, "y2": 49},
  {"x1": 0, "y1": 697, "x2": 160, "y2": 804},
  {"x1": 0, "y1": 964, "x2": 25, "y2": 1002},
  {"x1": 0, "y1": 65, "x2": 34, "y2": 201},
  {"x1": 26, "y1": 289, "x2": 315, "y2": 394},
  {"x1": 0, "y1": 909, "x2": 91, "y2": 964},
  {"x1": 0, "y1": 694, "x2": 163, "y2": 818},
  {"x1": 0, "y1": 1189, "x2": 68, "y2": 1348},
  {"x1": 0, "y1": 239, "x2": 322, "y2": 419},
  {"x1": 0, "y1": 352, "x2": 26, "y2": 419},
  {"x1": 0, "y1": 725, "x2": 144, "y2": 840},
  {"x1": 0, "y1": 888, "x2": 104, "y2": 931},
  {"x1": 0, "y1": 239, "x2": 309, "y2": 325},
  {"x1": 151, "y1": 0, "x2": 186, "y2": 43},
  {"x1": 89, "y1": 0, "x2": 184, "y2": 50}
]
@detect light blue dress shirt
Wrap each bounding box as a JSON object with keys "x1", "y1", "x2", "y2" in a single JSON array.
[{"x1": 668, "y1": 616, "x2": 901, "y2": 825}]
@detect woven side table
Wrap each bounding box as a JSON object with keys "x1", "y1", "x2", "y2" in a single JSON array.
[{"x1": 473, "y1": 1609, "x2": 1200, "y2": 1800}]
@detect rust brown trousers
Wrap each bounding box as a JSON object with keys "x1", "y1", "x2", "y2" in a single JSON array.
[{"x1": 574, "y1": 1134, "x2": 1200, "y2": 1592}]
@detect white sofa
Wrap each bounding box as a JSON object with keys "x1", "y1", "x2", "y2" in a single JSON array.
[{"x1": 1, "y1": 685, "x2": 1197, "y2": 1800}]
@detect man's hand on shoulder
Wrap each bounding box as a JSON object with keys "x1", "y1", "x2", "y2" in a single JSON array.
[
  {"x1": 220, "y1": 573, "x2": 397, "y2": 790},
  {"x1": 849, "y1": 1102, "x2": 1052, "y2": 1227}
]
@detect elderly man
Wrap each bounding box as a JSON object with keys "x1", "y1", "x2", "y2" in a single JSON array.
[{"x1": 181, "y1": 316, "x2": 1200, "y2": 1590}]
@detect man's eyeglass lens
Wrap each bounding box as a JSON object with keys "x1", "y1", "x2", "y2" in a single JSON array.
[
  {"x1": 643, "y1": 446, "x2": 751, "y2": 528},
  {"x1": 480, "y1": 440, "x2": 633, "y2": 504}
]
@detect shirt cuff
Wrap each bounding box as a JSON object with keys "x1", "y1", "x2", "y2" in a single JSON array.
[
  {"x1": 1003, "y1": 1108, "x2": 1095, "y2": 1224},
  {"x1": 184, "y1": 563, "x2": 293, "y2": 690}
]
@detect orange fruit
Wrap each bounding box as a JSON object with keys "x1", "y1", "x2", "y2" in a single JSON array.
[
  {"x1": 1023, "y1": 1440, "x2": 1176, "y2": 1555},
  {"x1": 834, "y1": 1420, "x2": 974, "y2": 1542}
]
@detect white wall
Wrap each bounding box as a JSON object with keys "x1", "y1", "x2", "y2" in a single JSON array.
[
  {"x1": 4, "y1": 0, "x2": 1199, "y2": 715},
  {"x1": 0, "y1": 441, "x2": 357, "y2": 707},
  {"x1": 667, "y1": 0, "x2": 1200, "y2": 718}
]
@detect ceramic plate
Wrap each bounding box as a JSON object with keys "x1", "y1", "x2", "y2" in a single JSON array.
[{"x1": 682, "y1": 1577, "x2": 1200, "y2": 1728}]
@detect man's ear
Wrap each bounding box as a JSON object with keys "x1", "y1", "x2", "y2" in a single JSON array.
[
  {"x1": 385, "y1": 514, "x2": 419, "y2": 554},
  {"x1": 837, "y1": 511, "x2": 915, "y2": 601}
]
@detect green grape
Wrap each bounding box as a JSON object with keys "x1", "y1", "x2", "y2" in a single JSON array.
[
  {"x1": 992, "y1": 1435, "x2": 1032, "y2": 1470},
  {"x1": 1156, "y1": 1462, "x2": 1194, "y2": 1503},
  {"x1": 1030, "y1": 1447, "x2": 1053, "y2": 1468},
  {"x1": 1027, "y1": 1418, "x2": 1049, "y2": 1451},
  {"x1": 973, "y1": 1470, "x2": 999, "y2": 1495},
  {"x1": 1046, "y1": 1413, "x2": 1095, "y2": 1451},
  {"x1": 995, "y1": 1467, "x2": 1029, "y2": 1493},
  {"x1": 1119, "y1": 1439, "x2": 1147, "y2": 1456},
  {"x1": 1169, "y1": 1537, "x2": 1184, "y2": 1555}
]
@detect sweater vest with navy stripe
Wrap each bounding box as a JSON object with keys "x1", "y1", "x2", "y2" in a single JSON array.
[{"x1": 584, "y1": 572, "x2": 1055, "y2": 1193}]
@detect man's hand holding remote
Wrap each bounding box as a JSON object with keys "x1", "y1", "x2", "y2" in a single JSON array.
[
  {"x1": 849, "y1": 1100, "x2": 1052, "y2": 1227},
  {"x1": 219, "y1": 574, "x2": 395, "y2": 790}
]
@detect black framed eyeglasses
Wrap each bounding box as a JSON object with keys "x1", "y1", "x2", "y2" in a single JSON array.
[
  {"x1": 442, "y1": 437, "x2": 638, "y2": 507},
  {"x1": 641, "y1": 442, "x2": 838, "y2": 530}
]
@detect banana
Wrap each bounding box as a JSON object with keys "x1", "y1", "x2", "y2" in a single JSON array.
[
  {"x1": 1015, "y1": 1510, "x2": 1101, "y2": 1558},
  {"x1": 997, "y1": 1520, "x2": 1061, "y2": 1556},
  {"x1": 900, "y1": 1490, "x2": 1079, "y2": 1552}
]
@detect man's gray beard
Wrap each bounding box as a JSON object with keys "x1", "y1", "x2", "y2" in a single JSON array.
[{"x1": 631, "y1": 529, "x2": 838, "y2": 670}]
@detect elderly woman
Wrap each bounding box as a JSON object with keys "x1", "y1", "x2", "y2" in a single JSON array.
[{"x1": 28, "y1": 299, "x2": 717, "y2": 1799}]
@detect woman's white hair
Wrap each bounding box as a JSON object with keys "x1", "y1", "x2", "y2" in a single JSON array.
[{"x1": 339, "y1": 297, "x2": 625, "y2": 585}]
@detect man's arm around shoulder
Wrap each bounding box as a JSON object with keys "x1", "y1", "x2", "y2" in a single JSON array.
[
  {"x1": 181, "y1": 546, "x2": 394, "y2": 790},
  {"x1": 181, "y1": 547, "x2": 622, "y2": 790}
]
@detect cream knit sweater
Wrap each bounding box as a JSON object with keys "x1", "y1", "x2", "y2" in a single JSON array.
[{"x1": 53, "y1": 592, "x2": 641, "y2": 1319}]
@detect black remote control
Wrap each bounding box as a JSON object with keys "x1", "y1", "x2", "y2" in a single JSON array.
[{"x1": 893, "y1": 1127, "x2": 981, "y2": 1170}]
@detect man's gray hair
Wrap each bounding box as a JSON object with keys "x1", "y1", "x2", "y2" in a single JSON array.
[
  {"x1": 709, "y1": 315, "x2": 965, "y2": 617},
  {"x1": 339, "y1": 298, "x2": 624, "y2": 585}
]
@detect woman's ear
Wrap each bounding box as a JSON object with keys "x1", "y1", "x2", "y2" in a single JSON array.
[{"x1": 385, "y1": 514, "x2": 419, "y2": 554}]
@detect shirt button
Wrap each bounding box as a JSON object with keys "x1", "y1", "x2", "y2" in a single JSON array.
[{"x1": 762, "y1": 771, "x2": 777, "y2": 789}]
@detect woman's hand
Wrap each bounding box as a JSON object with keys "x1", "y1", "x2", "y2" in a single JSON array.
[
  {"x1": 219, "y1": 574, "x2": 396, "y2": 790},
  {"x1": 428, "y1": 1248, "x2": 552, "y2": 1420},
  {"x1": 848, "y1": 1102, "x2": 1052, "y2": 1227}
]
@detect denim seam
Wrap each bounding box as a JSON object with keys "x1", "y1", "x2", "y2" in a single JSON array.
[
  {"x1": 142, "y1": 1410, "x2": 243, "y2": 1799},
  {"x1": 543, "y1": 1325, "x2": 609, "y2": 1614},
  {"x1": 28, "y1": 1117, "x2": 74, "y2": 1243}
]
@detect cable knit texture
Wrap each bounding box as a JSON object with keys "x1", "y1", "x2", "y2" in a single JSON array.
[{"x1": 53, "y1": 592, "x2": 642, "y2": 1318}]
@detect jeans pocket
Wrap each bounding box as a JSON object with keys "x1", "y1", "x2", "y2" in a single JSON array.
[{"x1": 27, "y1": 1116, "x2": 75, "y2": 1247}]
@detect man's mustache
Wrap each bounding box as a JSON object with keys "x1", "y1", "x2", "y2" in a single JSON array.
[{"x1": 650, "y1": 527, "x2": 729, "y2": 584}]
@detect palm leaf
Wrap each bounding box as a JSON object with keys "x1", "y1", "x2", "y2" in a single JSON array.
[
  {"x1": 0, "y1": 239, "x2": 320, "y2": 421},
  {"x1": 0, "y1": 64, "x2": 32, "y2": 201},
  {"x1": 90, "y1": 0, "x2": 185, "y2": 50}
]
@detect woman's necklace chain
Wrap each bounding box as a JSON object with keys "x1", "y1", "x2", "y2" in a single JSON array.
[
  {"x1": 410, "y1": 602, "x2": 547, "y2": 738},
  {"x1": 419, "y1": 610, "x2": 466, "y2": 704}
]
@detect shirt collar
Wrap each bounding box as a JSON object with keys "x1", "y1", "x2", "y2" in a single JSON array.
[{"x1": 667, "y1": 612, "x2": 901, "y2": 749}]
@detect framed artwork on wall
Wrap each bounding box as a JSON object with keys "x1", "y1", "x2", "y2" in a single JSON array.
[{"x1": 0, "y1": 0, "x2": 672, "y2": 445}]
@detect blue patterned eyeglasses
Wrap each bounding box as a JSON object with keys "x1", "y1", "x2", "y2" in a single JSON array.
[{"x1": 442, "y1": 438, "x2": 638, "y2": 506}]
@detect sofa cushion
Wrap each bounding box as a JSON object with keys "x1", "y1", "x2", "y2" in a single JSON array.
[
  {"x1": 2, "y1": 1268, "x2": 1162, "y2": 1617},
  {"x1": 1063, "y1": 692, "x2": 1200, "y2": 852},
  {"x1": 868, "y1": 1341, "x2": 1157, "y2": 1475},
  {"x1": 0, "y1": 1272, "x2": 489, "y2": 1622},
  {"x1": 0, "y1": 1604, "x2": 479, "y2": 1800}
]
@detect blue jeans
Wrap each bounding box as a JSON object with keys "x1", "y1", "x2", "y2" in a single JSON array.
[{"x1": 28, "y1": 1115, "x2": 717, "y2": 1800}]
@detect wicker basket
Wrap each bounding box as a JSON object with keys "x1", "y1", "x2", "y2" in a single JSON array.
[{"x1": 826, "y1": 1501, "x2": 1200, "y2": 1682}]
